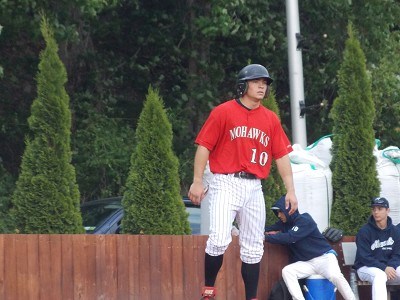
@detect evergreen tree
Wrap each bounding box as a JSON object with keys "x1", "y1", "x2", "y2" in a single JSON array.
[
  {"x1": 330, "y1": 24, "x2": 380, "y2": 235},
  {"x1": 122, "y1": 87, "x2": 191, "y2": 234},
  {"x1": 0, "y1": 161, "x2": 15, "y2": 233},
  {"x1": 11, "y1": 17, "x2": 84, "y2": 233},
  {"x1": 0, "y1": 24, "x2": 2, "y2": 78},
  {"x1": 262, "y1": 90, "x2": 286, "y2": 226},
  {"x1": 371, "y1": 31, "x2": 400, "y2": 148}
]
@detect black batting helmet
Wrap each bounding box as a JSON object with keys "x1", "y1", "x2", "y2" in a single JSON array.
[{"x1": 236, "y1": 64, "x2": 273, "y2": 97}]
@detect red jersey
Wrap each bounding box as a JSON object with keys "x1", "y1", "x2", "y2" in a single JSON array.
[{"x1": 195, "y1": 99, "x2": 293, "y2": 179}]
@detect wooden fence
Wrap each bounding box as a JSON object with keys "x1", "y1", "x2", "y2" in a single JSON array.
[{"x1": 0, "y1": 234, "x2": 289, "y2": 300}]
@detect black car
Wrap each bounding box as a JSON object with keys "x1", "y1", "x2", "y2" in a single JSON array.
[{"x1": 80, "y1": 197, "x2": 201, "y2": 234}]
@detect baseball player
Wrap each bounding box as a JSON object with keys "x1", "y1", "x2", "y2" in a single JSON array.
[
  {"x1": 188, "y1": 64, "x2": 297, "y2": 300},
  {"x1": 265, "y1": 195, "x2": 356, "y2": 300},
  {"x1": 355, "y1": 197, "x2": 400, "y2": 300}
]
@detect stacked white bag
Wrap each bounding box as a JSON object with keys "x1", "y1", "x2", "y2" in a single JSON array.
[
  {"x1": 374, "y1": 146, "x2": 400, "y2": 225},
  {"x1": 289, "y1": 137, "x2": 333, "y2": 232}
]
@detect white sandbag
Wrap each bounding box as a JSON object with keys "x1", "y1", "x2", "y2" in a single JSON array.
[
  {"x1": 290, "y1": 144, "x2": 333, "y2": 232},
  {"x1": 306, "y1": 135, "x2": 333, "y2": 167},
  {"x1": 376, "y1": 146, "x2": 400, "y2": 225},
  {"x1": 291, "y1": 144, "x2": 327, "y2": 169}
]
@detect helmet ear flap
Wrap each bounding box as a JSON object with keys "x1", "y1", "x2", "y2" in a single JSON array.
[
  {"x1": 237, "y1": 81, "x2": 270, "y2": 98},
  {"x1": 236, "y1": 81, "x2": 248, "y2": 97}
]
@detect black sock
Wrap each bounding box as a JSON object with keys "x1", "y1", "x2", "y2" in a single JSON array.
[
  {"x1": 204, "y1": 253, "x2": 224, "y2": 286},
  {"x1": 241, "y1": 262, "x2": 260, "y2": 300}
]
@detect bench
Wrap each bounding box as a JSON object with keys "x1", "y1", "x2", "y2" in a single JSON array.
[{"x1": 341, "y1": 241, "x2": 400, "y2": 300}]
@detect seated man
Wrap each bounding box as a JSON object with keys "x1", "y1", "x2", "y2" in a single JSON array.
[
  {"x1": 354, "y1": 197, "x2": 400, "y2": 300},
  {"x1": 265, "y1": 195, "x2": 355, "y2": 300}
]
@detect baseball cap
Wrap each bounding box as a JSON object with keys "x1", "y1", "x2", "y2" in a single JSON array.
[{"x1": 370, "y1": 197, "x2": 389, "y2": 208}]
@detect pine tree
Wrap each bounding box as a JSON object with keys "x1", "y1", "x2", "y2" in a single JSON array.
[
  {"x1": 0, "y1": 162, "x2": 15, "y2": 233},
  {"x1": 11, "y1": 17, "x2": 84, "y2": 233},
  {"x1": 262, "y1": 90, "x2": 286, "y2": 226},
  {"x1": 122, "y1": 87, "x2": 191, "y2": 234},
  {"x1": 330, "y1": 24, "x2": 380, "y2": 235}
]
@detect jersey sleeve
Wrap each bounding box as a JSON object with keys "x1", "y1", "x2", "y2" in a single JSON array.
[
  {"x1": 195, "y1": 108, "x2": 222, "y2": 151},
  {"x1": 270, "y1": 115, "x2": 293, "y2": 160},
  {"x1": 265, "y1": 217, "x2": 314, "y2": 245},
  {"x1": 265, "y1": 221, "x2": 284, "y2": 233}
]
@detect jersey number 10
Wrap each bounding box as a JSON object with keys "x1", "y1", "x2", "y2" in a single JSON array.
[{"x1": 251, "y1": 149, "x2": 269, "y2": 166}]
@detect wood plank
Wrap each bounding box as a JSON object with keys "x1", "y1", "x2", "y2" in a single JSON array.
[
  {"x1": 95, "y1": 234, "x2": 117, "y2": 299},
  {"x1": 26, "y1": 235, "x2": 40, "y2": 300},
  {"x1": 0, "y1": 235, "x2": 4, "y2": 299},
  {"x1": 38, "y1": 234, "x2": 53, "y2": 298},
  {"x1": 104, "y1": 235, "x2": 118, "y2": 299},
  {"x1": 15, "y1": 235, "x2": 30, "y2": 300},
  {"x1": 139, "y1": 235, "x2": 151, "y2": 300},
  {"x1": 50, "y1": 235, "x2": 63, "y2": 298},
  {"x1": 149, "y1": 235, "x2": 162, "y2": 299},
  {"x1": 95, "y1": 234, "x2": 106, "y2": 299},
  {"x1": 4, "y1": 235, "x2": 17, "y2": 300},
  {"x1": 127, "y1": 235, "x2": 140, "y2": 299},
  {"x1": 182, "y1": 235, "x2": 195, "y2": 298},
  {"x1": 171, "y1": 235, "x2": 184, "y2": 299},
  {"x1": 85, "y1": 235, "x2": 97, "y2": 299},
  {"x1": 72, "y1": 234, "x2": 88, "y2": 299},
  {"x1": 160, "y1": 235, "x2": 173, "y2": 299},
  {"x1": 116, "y1": 235, "x2": 129, "y2": 299},
  {"x1": 193, "y1": 235, "x2": 207, "y2": 297},
  {"x1": 195, "y1": 235, "x2": 208, "y2": 297},
  {"x1": 61, "y1": 235, "x2": 74, "y2": 300}
]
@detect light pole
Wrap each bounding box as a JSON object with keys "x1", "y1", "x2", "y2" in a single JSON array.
[{"x1": 286, "y1": 0, "x2": 307, "y2": 147}]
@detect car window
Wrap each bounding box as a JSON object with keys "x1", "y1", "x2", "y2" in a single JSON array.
[
  {"x1": 81, "y1": 202, "x2": 122, "y2": 233},
  {"x1": 186, "y1": 206, "x2": 201, "y2": 234},
  {"x1": 81, "y1": 198, "x2": 201, "y2": 234}
]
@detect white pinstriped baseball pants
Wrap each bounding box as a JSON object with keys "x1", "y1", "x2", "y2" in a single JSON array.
[{"x1": 205, "y1": 174, "x2": 266, "y2": 264}]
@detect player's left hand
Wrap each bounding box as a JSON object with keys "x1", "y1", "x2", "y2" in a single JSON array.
[
  {"x1": 385, "y1": 266, "x2": 397, "y2": 280},
  {"x1": 285, "y1": 191, "x2": 298, "y2": 215}
]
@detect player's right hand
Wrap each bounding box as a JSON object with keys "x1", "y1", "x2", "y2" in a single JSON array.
[
  {"x1": 188, "y1": 182, "x2": 205, "y2": 205},
  {"x1": 265, "y1": 231, "x2": 280, "y2": 235},
  {"x1": 286, "y1": 191, "x2": 298, "y2": 215}
]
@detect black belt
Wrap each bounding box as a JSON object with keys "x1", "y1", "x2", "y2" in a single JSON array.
[{"x1": 233, "y1": 171, "x2": 258, "y2": 180}]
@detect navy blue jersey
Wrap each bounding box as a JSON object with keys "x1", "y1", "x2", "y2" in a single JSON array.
[
  {"x1": 354, "y1": 215, "x2": 400, "y2": 271},
  {"x1": 265, "y1": 196, "x2": 332, "y2": 262}
]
